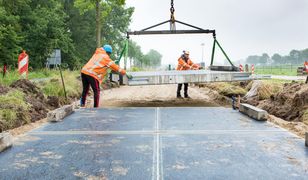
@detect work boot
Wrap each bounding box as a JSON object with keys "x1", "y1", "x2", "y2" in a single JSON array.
[
  {"x1": 184, "y1": 94, "x2": 191, "y2": 99},
  {"x1": 177, "y1": 93, "x2": 183, "y2": 98}
]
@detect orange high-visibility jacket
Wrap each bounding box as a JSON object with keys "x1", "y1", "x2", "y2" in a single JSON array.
[
  {"x1": 81, "y1": 48, "x2": 126, "y2": 83},
  {"x1": 176, "y1": 56, "x2": 199, "y2": 70},
  {"x1": 304, "y1": 61, "x2": 308, "y2": 73}
]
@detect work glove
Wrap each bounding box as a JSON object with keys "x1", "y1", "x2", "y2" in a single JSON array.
[{"x1": 126, "y1": 74, "x2": 133, "y2": 79}]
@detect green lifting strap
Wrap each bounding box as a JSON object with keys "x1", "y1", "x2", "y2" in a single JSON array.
[
  {"x1": 210, "y1": 38, "x2": 234, "y2": 67},
  {"x1": 124, "y1": 39, "x2": 129, "y2": 70},
  {"x1": 115, "y1": 40, "x2": 128, "y2": 65},
  {"x1": 210, "y1": 39, "x2": 216, "y2": 66}
]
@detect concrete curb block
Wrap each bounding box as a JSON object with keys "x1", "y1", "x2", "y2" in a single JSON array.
[
  {"x1": 47, "y1": 104, "x2": 74, "y2": 122},
  {"x1": 239, "y1": 103, "x2": 268, "y2": 121},
  {"x1": 0, "y1": 132, "x2": 13, "y2": 153},
  {"x1": 305, "y1": 132, "x2": 308, "y2": 147}
]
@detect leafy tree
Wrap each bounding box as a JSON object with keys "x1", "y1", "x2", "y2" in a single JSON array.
[
  {"x1": 0, "y1": 0, "x2": 76, "y2": 69},
  {"x1": 301, "y1": 48, "x2": 308, "y2": 62},
  {"x1": 22, "y1": 1, "x2": 74, "y2": 68},
  {"x1": 144, "y1": 49, "x2": 162, "y2": 68},
  {"x1": 260, "y1": 53, "x2": 270, "y2": 64},
  {"x1": 289, "y1": 49, "x2": 301, "y2": 64},
  {"x1": 128, "y1": 40, "x2": 142, "y2": 67},
  {"x1": 271, "y1": 53, "x2": 282, "y2": 64},
  {"x1": 246, "y1": 55, "x2": 259, "y2": 65},
  {"x1": 74, "y1": 0, "x2": 127, "y2": 48}
]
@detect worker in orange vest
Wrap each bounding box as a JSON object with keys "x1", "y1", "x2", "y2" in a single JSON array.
[
  {"x1": 176, "y1": 50, "x2": 200, "y2": 98},
  {"x1": 80, "y1": 44, "x2": 132, "y2": 107}
]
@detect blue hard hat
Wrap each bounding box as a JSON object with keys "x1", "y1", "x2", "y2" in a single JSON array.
[{"x1": 103, "y1": 44, "x2": 112, "y2": 53}]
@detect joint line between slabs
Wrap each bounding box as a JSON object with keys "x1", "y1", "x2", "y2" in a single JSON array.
[
  {"x1": 28, "y1": 130, "x2": 286, "y2": 135},
  {"x1": 156, "y1": 107, "x2": 162, "y2": 180}
]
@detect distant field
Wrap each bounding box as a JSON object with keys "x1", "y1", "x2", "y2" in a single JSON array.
[{"x1": 253, "y1": 65, "x2": 304, "y2": 76}]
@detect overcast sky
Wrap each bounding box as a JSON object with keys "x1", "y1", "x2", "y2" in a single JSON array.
[{"x1": 125, "y1": 0, "x2": 308, "y2": 66}]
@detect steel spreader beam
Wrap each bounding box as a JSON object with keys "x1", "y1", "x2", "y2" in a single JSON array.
[{"x1": 127, "y1": 29, "x2": 215, "y2": 36}]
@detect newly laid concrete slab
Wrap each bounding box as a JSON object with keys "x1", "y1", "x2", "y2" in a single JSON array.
[{"x1": 0, "y1": 107, "x2": 307, "y2": 179}]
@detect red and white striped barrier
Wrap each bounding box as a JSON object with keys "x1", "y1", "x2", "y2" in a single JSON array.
[
  {"x1": 18, "y1": 50, "x2": 29, "y2": 78},
  {"x1": 304, "y1": 61, "x2": 308, "y2": 73},
  {"x1": 251, "y1": 64, "x2": 255, "y2": 74},
  {"x1": 239, "y1": 64, "x2": 243, "y2": 72}
]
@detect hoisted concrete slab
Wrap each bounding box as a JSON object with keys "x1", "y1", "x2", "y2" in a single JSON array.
[
  {"x1": 124, "y1": 70, "x2": 269, "y2": 86},
  {"x1": 0, "y1": 107, "x2": 307, "y2": 179}
]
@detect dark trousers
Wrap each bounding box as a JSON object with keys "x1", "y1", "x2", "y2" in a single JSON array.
[
  {"x1": 306, "y1": 76, "x2": 308, "y2": 84},
  {"x1": 177, "y1": 83, "x2": 188, "y2": 96},
  {"x1": 81, "y1": 73, "x2": 100, "y2": 108}
]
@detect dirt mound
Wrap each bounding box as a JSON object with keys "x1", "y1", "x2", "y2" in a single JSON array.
[
  {"x1": 243, "y1": 81, "x2": 265, "y2": 106},
  {"x1": 0, "y1": 84, "x2": 9, "y2": 95},
  {"x1": 199, "y1": 82, "x2": 247, "y2": 98},
  {"x1": 9, "y1": 79, "x2": 58, "y2": 122},
  {"x1": 258, "y1": 82, "x2": 308, "y2": 123},
  {"x1": 243, "y1": 80, "x2": 280, "y2": 106},
  {"x1": 1, "y1": 79, "x2": 73, "y2": 132},
  {"x1": 47, "y1": 96, "x2": 60, "y2": 108},
  {"x1": 10, "y1": 79, "x2": 45, "y2": 100}
]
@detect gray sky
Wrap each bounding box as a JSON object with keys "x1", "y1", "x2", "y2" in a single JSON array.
[{"x1": 125, "y1": 0, "x2": 308, "y2": 66}]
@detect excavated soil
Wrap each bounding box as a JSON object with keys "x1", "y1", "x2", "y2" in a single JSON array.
[
  {"x1": 258, "y1": 82, "x2": 308, "y2": 122},
  {"x1": 0, "y1": 84, "x2": 9, "y2": 95},
  {"x1": 10, "y1": 79, "x2": 50, "y2": 122},
  {"x1": 241, "y1": 80, "x2": 308, "y2": 137},
  {"x1": 0, "y1": 80, "x2": 63, "y2": 132}
]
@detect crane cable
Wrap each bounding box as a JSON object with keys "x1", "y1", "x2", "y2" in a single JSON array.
[{"x1": 170, "y1": 0, "x2": 176, "y2": 30}]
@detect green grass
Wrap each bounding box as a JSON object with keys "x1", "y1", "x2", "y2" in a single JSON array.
[
  {"x1": 0, "y1": 90, "x2": 30, "y2": 131},
  {"x1": 0, "y1": 69, "x2": 81, "y2": 99},
  {"x1": 205, "y1": 82, "x2": 247, "y2": 97},
  {"x1": 0, "y1": 90, "x2": 28, "y2": 109},
  {"x1": 0, "y1": 69, "x2": 59, "y2": 86},
  {"x1": 254, "y1": 65, "x2": 301, "y2": 76},
  {"x1": 0, "y1": 69, "x2": 81, "y2": 131},
  {"x1": 0, "y1": 109, "x2": 17, "y2": 129},
  {"x1": 41, "y1": 70, "x2": 81, "y2": 99}
]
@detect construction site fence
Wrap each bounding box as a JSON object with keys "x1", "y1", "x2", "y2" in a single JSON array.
[{"x1": 253, "y1": 64, "x2": 305, "y2": 76}]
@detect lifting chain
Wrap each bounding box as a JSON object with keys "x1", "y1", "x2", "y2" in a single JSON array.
[{"x1": 170, "y1": 0, "x2": 176, "y2": 30}]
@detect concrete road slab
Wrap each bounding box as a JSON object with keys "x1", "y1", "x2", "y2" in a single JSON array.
[
  {"x1": 0, "y1": 134, "x2": 153, "y2": 179},
  {"x1": 0, "y1": 107, "x2": 307, "y2": 179},
  {"x1": 160, "y1": 107, "x2": 273, "y2": 131},
  {"x1": 162, "y1": 134, "x2": 307, "y2": 180},
  {"x1": 38, "y1": 108, "x2": 156, "y2": 132}
]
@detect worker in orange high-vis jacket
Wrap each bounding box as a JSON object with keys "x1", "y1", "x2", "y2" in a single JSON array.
[
  {"x1": 176, "y1": 50, "x2": 200, "y2": 98},
  {"x1": 80, "y1": 44, "x2": 132, "y2": 108}
]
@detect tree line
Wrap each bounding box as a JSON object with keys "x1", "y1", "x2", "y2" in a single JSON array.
[
  {"x1": 0, "y1": 0, "x2": 162, "y2": 70},
  {"x1": 245, "y1": 48, "x2": 308, "y2": 65},
  {"x1": 128, "y1": 41, "x2": 162, "y2": 69}
]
